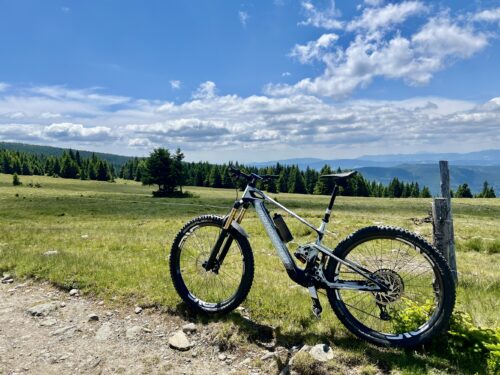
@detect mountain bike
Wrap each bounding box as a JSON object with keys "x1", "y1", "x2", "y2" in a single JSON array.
[{"x1": 169, "y1": 167, "x2": 456, "y2": 347}]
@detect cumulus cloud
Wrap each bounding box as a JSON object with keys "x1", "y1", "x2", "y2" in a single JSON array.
[
  {"x1": 192, "y1": 81, "x2": 217, "y2": 99},
  {"x1": 290, "y1": 33, "x2": 338, "y2": 64},
  {"x1": 43, "y1": 123, "x2": 113, "y2": 142},
  {"x1": 472, "y1": 8, "x2": 500, "y2": 24},
  {"x1": 269, "y1": 4, "x2": 493, "y2": 98},
  {"x1": 0, "y1": 82, "x2": 9, "y2": 92},
  {"x1": 1, "y1": 83, "x2": 499, "y2": 159},
  {"x1": 346, "y1": 1, "x2": 427, "y2": 32}
]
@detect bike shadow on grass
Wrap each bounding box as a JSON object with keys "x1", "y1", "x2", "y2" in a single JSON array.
[{"x1": 173, "y1": 302, "x2": 468, "y2": 374}]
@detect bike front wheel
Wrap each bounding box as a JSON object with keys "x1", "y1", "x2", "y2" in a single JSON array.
[
  {"x1": 169, "y1": 215, "x2": 254, "y2": 314},
  {"x1": 326, "y1": 226, "x2": 455, "y2": 348}
]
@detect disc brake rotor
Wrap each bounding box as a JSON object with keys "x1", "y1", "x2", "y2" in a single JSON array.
[{"x1": 372, "y1": 268, "x2": 404, "y2": 305}]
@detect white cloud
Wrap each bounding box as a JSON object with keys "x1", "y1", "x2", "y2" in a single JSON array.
[
  {"x1": 192, "y1": 81, "x2": 217, "y2": 99},
  {"x1": 43, "y1": 123, "x2": 113, "y2": 142},
  {"x1": 239, "y1": 11, "x2": 249, "y2": 27},
  {"x1": 169, "y1": 80, "x2": 181, "y2": 90},
  {"x1": 299, "y1": 0, "x2": 343, "y2": 30},
  {"x1": 290, "y1": 33, "x2": 338, "y2": 64},
  {"x1": 1, "y1": 83, "x2": 500, "y2": 160},
  {"x1": 347, "y1": 1, "x2": 427, "y2": 32},
  {"x1": 269, "y1": 6, "x2": 491, "y2": 99},
  {"x1": 282, "y1": 72, "x2": 291, "y2": 77},
  {"x1": 472, "y1": 8, "x2": 500, "y2": 24},
  {"x1": 0, "y1": 83, "x2": 9, "y2": 92}
]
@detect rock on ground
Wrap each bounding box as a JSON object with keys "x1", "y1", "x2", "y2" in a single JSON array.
[
  {"x1": 168, "y1": 330, "x2": 192, "y2": 351},
  {"x1": 1, "y1": 280, "x2": 270, "y2": 374}
]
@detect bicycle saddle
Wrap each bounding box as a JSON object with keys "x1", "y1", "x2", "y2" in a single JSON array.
[{"x1": 320, "y1": 170, "x2": 357, "y2": 182}]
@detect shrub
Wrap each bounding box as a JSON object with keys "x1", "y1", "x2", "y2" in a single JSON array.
[
  {"x1": 12, "y1": 173, "x2": 21, "y2": 186},
  {"x1": 393, "y1": 299, "x2": 500, "y2": 372}
]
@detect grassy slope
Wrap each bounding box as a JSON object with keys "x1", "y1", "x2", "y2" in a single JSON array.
[{"x1": 0, "y1": 174, "x2": 498, "y2": 374}]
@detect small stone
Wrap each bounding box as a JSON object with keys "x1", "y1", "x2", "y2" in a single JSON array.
[
  {"x1": 218, "y1": 354, "x2": 227, "y2": 361},
  {"x1": 88, "y1": 314, "x2": 99, "y2": 322},
  {"x1": 191, "y1": 351, "x2": 198, "y2": 358},
  {"x1": 142, "y1": 327, "x2": 152, "y2": 333},
  {"x1": 261, "y1": 352, "x2": 276, "y2": 361},
  {"x1": 126, "y1": 326, "x2": 143, "y2": 340},
  {"x1": 308, "y1": 344, "x2": 334, "y2": 362},
  {"x1": 69, "y1": 289, "x2": 79, "y2": 297},
  {"x1": 60, "y1": 302, "x2": 66, "y2": 308},
  {"x1": 43, "y1": 250, "x2": 58, "y2": 256},
  {"x1": 95, "y1": 323, "x2": 112, "y2": 342},
  {"x1": 134, "y1": 306, "x2": 143, "y2": 314},
  {"x1": 27, "y1": 302, "x2": 58, "y2": 317},
  {"x1": 81, "y1": 234, "x2": 89, "y2": 239},
  {"x1": 51, "y1": 325, "x2": 77, "y2": 337},
  {"x1": 97, "y1": 301, "x2": 104, "y2": 306},
  {"x1": 182, "y1": 323, "x2": 197, "y2": 334},
  {"x1": 168, "y1": 331, "x2": 192, "y2": 351},
  {"x1": 39, "y1": 318, "x2": 57, "y2": 327}
]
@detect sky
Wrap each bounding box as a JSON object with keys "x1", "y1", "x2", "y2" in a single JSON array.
[{"x1": 0, "y1": 0, "x2": 499, "y2": 162}]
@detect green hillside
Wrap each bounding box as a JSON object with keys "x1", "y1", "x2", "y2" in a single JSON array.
[{"x1": 0, "y1": 141, "x2": 132, "y2": 169}]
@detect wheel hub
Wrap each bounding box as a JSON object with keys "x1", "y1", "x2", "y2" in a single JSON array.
[{"x1": 372, "y1": 269, "x2": 404, "y2": 305}]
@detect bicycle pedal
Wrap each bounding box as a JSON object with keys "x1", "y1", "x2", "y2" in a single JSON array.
[
  {"x1": 312, "y1": 305, "x2": 322, "y2": 319},
  {"x1": 308, "y1": 286, "x2": 323, "y2": 319}
]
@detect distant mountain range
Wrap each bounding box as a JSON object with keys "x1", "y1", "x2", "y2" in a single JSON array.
[
  {"x1": 1, "y1": 142, "x2": 498, "y2": 195},
  {"x1": 252, "y1": 150, "x2": 500, "y2": 195},
  {"x1": 252, "y1": 149, "x2": 500, "y2": 170}
]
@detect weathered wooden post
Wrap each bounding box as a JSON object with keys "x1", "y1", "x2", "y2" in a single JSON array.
[{"x1": 432, "y1": 161, "x2": 458, "y2": 284}]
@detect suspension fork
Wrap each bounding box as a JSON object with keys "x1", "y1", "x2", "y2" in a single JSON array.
[{"x1": 203, "y1": 201, "x2": 248, "y2": 272}]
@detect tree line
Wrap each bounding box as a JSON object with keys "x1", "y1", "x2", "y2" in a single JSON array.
[
  {"x1": 1, "y1": 148, "x2": 115, "y2": 181},
  {"x1": 120, "y1": 151, "x2": 436, "y2": 198},
  {"x1": 3, "y1": 146, "x2": 496, "y2": 198}
]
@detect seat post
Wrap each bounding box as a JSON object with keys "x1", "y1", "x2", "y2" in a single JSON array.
[{"x1": 323, "y1": 184, "x2": 339, "y2": 224}]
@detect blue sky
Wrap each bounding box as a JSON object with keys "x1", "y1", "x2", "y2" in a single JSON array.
[{"x1": 1, "y1": 0, "x2": 499, "y2": 162}]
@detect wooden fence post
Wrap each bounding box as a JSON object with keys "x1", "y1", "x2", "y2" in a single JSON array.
[{"x1": 432, "y1": 161, "x2": 458, "y2": 284}]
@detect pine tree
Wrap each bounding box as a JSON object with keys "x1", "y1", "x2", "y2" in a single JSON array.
[
  {"x1": 420, "y1": 186, "x2": 432, "y2": 198},
  {"x1": 209, "y1": 165, "x2": 222, "y2": 188},
  {"x1": 12, "y1": 173, "x2": 21, "y2": 186},
  {"x1": 477, "y1": 181, "x2": 496, "y2": 198},
  {"x1": 456, "y1": 183, "x2": 473, "y2": 198},
  {"x1": 313, "y1": 165, "x2": 333, "y2": 195},
  {"x1": 288, "y1": 166, "x2": 306, "y2": 194}
]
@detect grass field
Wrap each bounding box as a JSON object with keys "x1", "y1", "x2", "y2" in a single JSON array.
[{"x1": 1, "y1": 173, "x2": 499, "y2": 374}]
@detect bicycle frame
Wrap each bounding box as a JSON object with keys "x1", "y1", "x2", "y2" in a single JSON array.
[{"x1": 206, "y1": 183, "x2": 387, "y2": 293}]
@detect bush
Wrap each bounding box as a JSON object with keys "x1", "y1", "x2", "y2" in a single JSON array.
[
  {"x1": 393, "y1": 299, "x2": 500, "y2": 373},
  {"x1": 12, "y1": 173, "x2": 21, "y2": 186}
]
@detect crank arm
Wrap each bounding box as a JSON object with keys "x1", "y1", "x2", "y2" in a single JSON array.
[{"x1": 320, "y1": 280, "x2": 384, "y2": 292}]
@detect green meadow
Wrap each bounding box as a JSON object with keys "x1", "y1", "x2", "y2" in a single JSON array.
[{"x1": 1, "y1": 173, "x2": 499, "y2": 374}]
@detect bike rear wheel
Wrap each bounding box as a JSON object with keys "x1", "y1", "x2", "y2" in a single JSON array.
[
  {"x1": 326, "y1": 226, "x2": 455, "y2": 348},
  {"x1": 170, "y1": 215, "x2": 254, "y2": 314}
]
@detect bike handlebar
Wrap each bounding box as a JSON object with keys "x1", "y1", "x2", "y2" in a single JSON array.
[{"x1": 228, "y1": 166, "x2": 279, "y2": 183}]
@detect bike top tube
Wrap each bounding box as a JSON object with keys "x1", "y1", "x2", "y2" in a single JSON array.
[{"x1": 241, "y1": 184, "x2": 324, "y2": 236}]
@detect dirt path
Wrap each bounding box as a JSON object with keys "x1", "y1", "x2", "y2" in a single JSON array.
[{"x1": 0, "y1": 279, "x2": 274, "y2": 375}]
